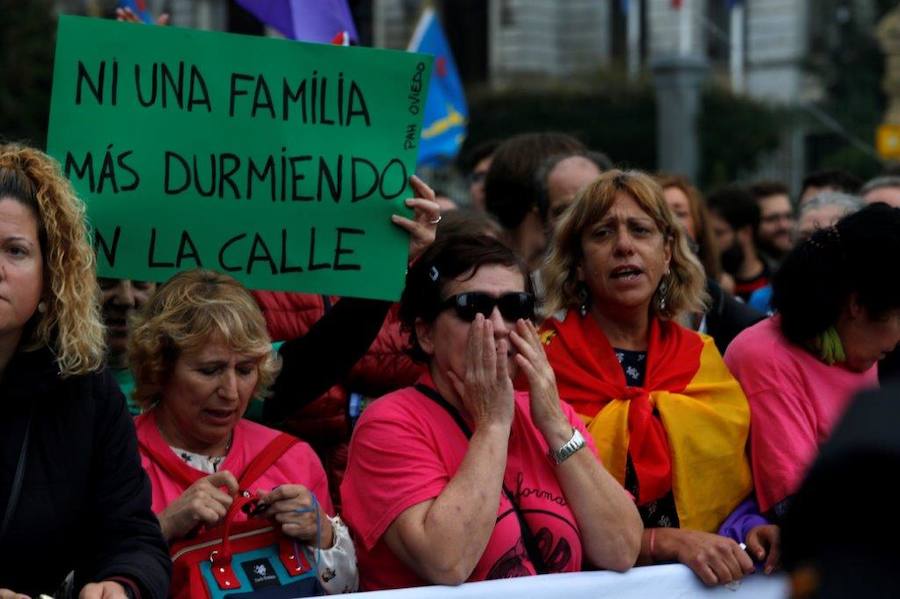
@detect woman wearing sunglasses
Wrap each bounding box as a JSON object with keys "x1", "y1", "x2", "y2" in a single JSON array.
[
  {"x1": 340, "y1": 234, "x2": 642, "y2": 591},
  {"x1": 541, "y1": 170, "x2": 755, "y2": 586}
]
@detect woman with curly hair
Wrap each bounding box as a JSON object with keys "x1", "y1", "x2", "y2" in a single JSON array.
[
  {"x1": 540, "y1": 170, "x2": 755, "y2": 586},
  {"x1": 0, "y1": 144, "x2": 170, "y2": 598}
]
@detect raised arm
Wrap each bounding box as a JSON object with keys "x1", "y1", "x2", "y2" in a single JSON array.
[
  {"x1": 510, "y1": 319, "x2": 643, "y2": 572},
  {"x1": 264, "y1": 177, "x2": 440, "y2": 423},
  {"x1": 383, "y1": 316, "x2": 514, "y2": 585}
]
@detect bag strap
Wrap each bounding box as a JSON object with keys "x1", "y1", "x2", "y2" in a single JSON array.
[
  {"x1": 213, "y1": 433, "x2": 300, "y2": 563},
  {"x1": 137, "y1": 424, "x2": 207, "y2": 489},
  {"x1": 138, "y1": 411, "x2": 299, "y2": 490},
  {"x1": 0, "y1": 407, "x2": 33, "y2": 541},
  {"x1": 218, "y1": 432, "x2": 300, "y2": 535},
  {"x1": 237, "y1": 432, "x2": 299, "y2": 489},
  {"x1": 414, "y1": 384, "x2": 550, "y2": 575}
]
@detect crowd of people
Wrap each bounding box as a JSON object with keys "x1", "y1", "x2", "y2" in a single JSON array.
[{"x1": 2, "y1": 124, "x2": 899, "y2": 598}]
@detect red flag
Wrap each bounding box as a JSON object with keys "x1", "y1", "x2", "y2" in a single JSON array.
[{"x1": 671, "y1": 0, "x2": 683, "y2": 7}]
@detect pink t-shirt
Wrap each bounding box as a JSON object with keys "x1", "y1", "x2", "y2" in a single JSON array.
[
  {"x1": 724, "y1": 317, "x2": 878, "y2": 513},
  {"x1": 340, "y1": 374, "x2": 600, "y2": 591},
  {"x1": 135, "y1": 411, "x2": 334, "y2": 521}
]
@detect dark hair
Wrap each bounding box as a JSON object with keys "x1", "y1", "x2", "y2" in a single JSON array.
[
  {"x1": 748, "y1": 180, "x2": 790, "y2": 202},
  {"x1": 436, "y1": 208, "x2": 503, "y2": 241},
  {"x1": 399, "y1": 234, "x2": 532, "y2": 362},
  {"x1": 773, "y1": 203, "x2": 900, "y2": 344},
  {"x1": 782, "y1": 385, "x2": 900, "y2": 595},
  {"x1": 484, "y1": 132, "x2": 585, "y2": 229},
  {"x1": 458, "y1": 138, "x2": 501, "y2": 173},
  {"x1": 706, "y1": 185, "x2": 760, "y2": 231},
  {"x1": 535, "y1": 150, "x2": 611, "y2": 212},
  {"x1": 801, "y1": 169, "x2": 862, "y2": 197}
]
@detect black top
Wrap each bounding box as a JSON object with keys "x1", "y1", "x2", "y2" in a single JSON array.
[
  {"x1": 879, "y1": 347, "x2": 900, "y2": 385},
  {"x1": 613, "y1": 347, "x2": 680, "y2": 529},
  {"x1": 263, "y1": 297, "x2": 393, "y2": 423},
  {"x1": 0, "y1": 347, "x2": 170, "y2": 597},
  {"x1": 704, "y1": 278, "x2": 764, "y2": 355},
  {"x1": 614, "y1": 348, "x2": 647, "y2": 387}
]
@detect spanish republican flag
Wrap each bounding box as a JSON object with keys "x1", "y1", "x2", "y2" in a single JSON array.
[{"x1": 542, "y1": 310, "x2": 752, "y2": 533}]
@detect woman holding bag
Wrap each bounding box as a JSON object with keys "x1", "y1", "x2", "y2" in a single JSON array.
[
  {"x1": 130, "y1": 269, "x2": 358, "y2": 596},
  {"x1": 130, "y1": 178, "x2": 441, "y2": 596}
]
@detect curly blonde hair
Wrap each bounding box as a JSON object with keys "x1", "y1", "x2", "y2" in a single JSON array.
[
  {"x1": 0, "y1": 144, "x2": 105, "y2": 376},
  {"x1": 543, "y1": 169, "x2": 708, "y2": 320},
  {"x1": 128, "y1": 269, "x2": 281, "y2": 410}
]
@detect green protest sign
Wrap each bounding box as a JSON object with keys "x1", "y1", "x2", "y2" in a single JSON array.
[{"x1": 46, "y1": 16, "x2": 432, "y2": 301}]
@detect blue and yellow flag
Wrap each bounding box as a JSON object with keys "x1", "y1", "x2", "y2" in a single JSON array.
[{"x1": 407, "y1": 7, "x2": 467, "y2": 167}]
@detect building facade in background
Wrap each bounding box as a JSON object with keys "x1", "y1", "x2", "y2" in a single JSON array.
[{"x1": 54, "y1": 0, "x2": 885, "y2": 191}]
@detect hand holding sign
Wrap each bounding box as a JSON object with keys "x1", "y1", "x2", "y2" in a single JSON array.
[
  {"x1": 115, "y1": 5, "x2": 170, "y2": 26},
  {"x1": 47, "y1": 16, "x2": 433, "y2": 301},
  {"x1": 392, "y1": 175, "x2": 440, "y2": 262}
]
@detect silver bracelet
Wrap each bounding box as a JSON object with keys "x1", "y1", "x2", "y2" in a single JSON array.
[{"x1": 549, "y1": 427, "x2": 586, "y2": 464}]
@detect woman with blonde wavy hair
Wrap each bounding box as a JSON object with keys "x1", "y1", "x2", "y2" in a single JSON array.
[
  {"x1": 540, "y1": 169, "x2": 756, "y2": 586},
  {"x1": 130, "y1": 268, "x2": 360, "y2": 595},
  {"x1": 0, "y1": 144, "x2": 170, "y2": 598}
]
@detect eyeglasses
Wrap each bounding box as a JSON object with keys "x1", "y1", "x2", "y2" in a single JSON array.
[{"x1": 439, "y1": 292, "x2": 535, "y2": 323}]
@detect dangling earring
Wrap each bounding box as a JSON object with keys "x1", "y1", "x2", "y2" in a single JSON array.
[
  {"x1": 814, "y1": 326, "x2": 846, "y2": 365},
  {"x1": 577, "y1": 282, "x2": 590, "y2": 317},
  {"x1": 656, "y1": 271, "x2": 670, "y2": 313}
]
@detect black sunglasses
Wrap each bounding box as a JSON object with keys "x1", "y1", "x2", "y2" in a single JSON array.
[{"x1": 439, "y1": 292, "x2": 535, "y2": 323}]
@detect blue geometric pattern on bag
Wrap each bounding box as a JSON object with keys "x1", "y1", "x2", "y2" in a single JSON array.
[{"x1": 199, "y1": 545, "x2": 320, "y2": 598}]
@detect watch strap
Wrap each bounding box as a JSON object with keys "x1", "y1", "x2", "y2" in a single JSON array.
[{"x1": 550, "y1": 427, "x2": 585, "y2": 464}]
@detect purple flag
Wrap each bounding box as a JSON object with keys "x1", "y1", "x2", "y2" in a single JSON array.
[{"x1": 235, "y1": 0, "x2": 358, "y2": 44}]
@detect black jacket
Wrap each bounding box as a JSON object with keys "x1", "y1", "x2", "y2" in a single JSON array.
[
  {"x1": 0, "y1": 347, "x2": 170, "y2": 597},
  {"x1": 879, "y1": 348, "x2": 900, "y2": 385},
  {"x1": 704, "y1": 278, "x2": 765, "y2": 355}
]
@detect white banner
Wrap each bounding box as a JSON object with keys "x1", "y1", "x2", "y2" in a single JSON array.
[{"x1": 336, "y1": 564, "x2": 787, "y2": 598}]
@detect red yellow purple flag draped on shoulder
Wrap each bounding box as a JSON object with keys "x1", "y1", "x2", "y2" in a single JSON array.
[{"x1": 541, "y1": 309, "x2": 752, "y2": 533}]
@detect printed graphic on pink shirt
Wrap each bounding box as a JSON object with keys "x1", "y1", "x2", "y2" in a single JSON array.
[{"x1": 341, "y1": 375, "x2": 599, "y2": 590}]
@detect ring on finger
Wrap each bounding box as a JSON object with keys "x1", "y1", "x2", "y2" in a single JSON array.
[{"x1": 428, "y1": 215, "x2": 442, "y2": 225}]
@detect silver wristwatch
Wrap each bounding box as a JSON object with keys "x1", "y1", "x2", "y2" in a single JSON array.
[{"x1": 550, "y1": 428, "x2": 586, "y2": 464}]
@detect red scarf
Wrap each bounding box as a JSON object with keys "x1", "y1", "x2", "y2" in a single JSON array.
[{"x1": 542, "y1": 311, "x2": 703, "y2": 505}]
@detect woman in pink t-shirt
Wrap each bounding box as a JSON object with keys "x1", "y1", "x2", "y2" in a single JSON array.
[
  {"x1": 723, "y1": 203, "x2": 900, "y2": 564},
  {"x1": 128, "y1": 269, "x2": 359, "y2": 595},
  {"x1": 340, "y1": 235, "x2": 642, "y2": 591}
]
